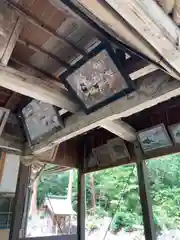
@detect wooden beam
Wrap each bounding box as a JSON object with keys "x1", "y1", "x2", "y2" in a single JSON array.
[
  {"x1": 0, "y1": 133, "x2": 23, "y2": 154},
  {"x1": 1, "y1": 16, "x2": 23, "y2": 66},
  {"x1": 130, "y1": 64, "x2": 159, "y2": 80},
  {"x1": 10, "y1": 57, "x2": 60, "y2": 82},
  {"x1": 75, "y1": 0, "x2": 180, "y2": 79},
  {"x1": 5, "y1": 92, "x2": 19, "y2": 110},
  {"x1": 32, "y1": 71, "x2": 180, "y2": 154},
  {"x1": 4, "y1": 0, "x2": 86, "y2": 57},
  {"x1": 18, "y1": 38, "x2": 70, "y2": 69},
  {"x1": 77, "y1": 168, "x2": 86, "y2": 240},
  {"x1": 0, "y1": 107, "x2": 10, "y2": 136},
  {"x1": 9, "y1": 164, "x2": 31, "y2": 240},
  {"x1": 0, "y1": 65, "x2": 78, "y2": 112},
  {"x1": 105, "y1": 0, "x2": 180, "y2": 77},
  {"x1": 0, "y1": 2, "x2": 18, "y2": 61},
  {"x1": 134, "y1": 142, "x2": 156, "y2": 240},
  {"x1": 100, "y1": 119, "x2": 136, "y2": 142}
]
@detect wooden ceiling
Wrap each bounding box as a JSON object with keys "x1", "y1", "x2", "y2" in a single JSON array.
[{"x1": 0, "y1": 0, "x2": 99, "y2": 112}]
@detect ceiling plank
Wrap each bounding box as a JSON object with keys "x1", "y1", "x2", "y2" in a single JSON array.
[
  {"x1": 100, "y1": 119, "x2": 136, "y2": 142},
  {"x1": 75, "y1": 0, "x2": 180, "y2": 79},
  {"x1": 1, "y1": 16, "x2": 23, "y2": 66},
  {"x1": 130, "y1": 64, "x2": 159, "y2": 81},
  {"x1": 4, "y1": 0, "x2": 86, "y2": 57},
  {"x1": 105, "y1": 0, "x2": 180, "y2": 77},
  {"x1": 5, "y1": 93, "x2": 19, "y2": 110},
  {"x1": 0, "y1": 65, "x2": 79, "y2": 112},
  {"x1": 0, "y1": 133, "x2": 23, "y2": 154},
  {"x1": 18, "y1": 38, "x2": 70, "y2": 69},
  {"x1": 31, "y1": 71, "x2": 180, "y2": 154},
  {"x1": 0, "y1": 1, "x2": 18, "y2": 61}
]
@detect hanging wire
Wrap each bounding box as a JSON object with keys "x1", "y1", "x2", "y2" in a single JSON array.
[{"x1": 102, "y1": 165, "x2": 135, "y2": 240}]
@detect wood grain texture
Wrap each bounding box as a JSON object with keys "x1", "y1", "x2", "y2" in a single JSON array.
[
  {"x1": 21, "y1": 235, "x2": 77, "y2": 240},
  {"x1": 105, "y1": 0, "x2": 180, "y2": 77},
  {"x1": 0, "y1": 64, "x2": 78, "y2": 112},
  {"x1": 32, "y1": 71, "x2": 180, "y2": 154},
  {"x1": 0, "y1": 152, "x2": 6, "y2": 184},
  {"x1": 0, "y1": 1, "x2": 18, "y2": 60},
  {"x1": 75, "y1": 0, "x2": 180, "y2": 79},
  {"x1": 101, "y1": 119, "x2": 136, "y2": 142},
  {"x1": 1, "y1": 16, "x2": 23, "y2": 66}
]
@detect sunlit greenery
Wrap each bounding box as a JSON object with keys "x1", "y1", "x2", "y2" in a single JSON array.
[{"x1": 38, "y1": 153, "x2": 180, "y2": 232}]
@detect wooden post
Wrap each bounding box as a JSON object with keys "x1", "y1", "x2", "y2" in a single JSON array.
[
  {"x1": 90, "y1": 172, "x2": 95, "y2": 214},
  {"x1": 9, "y1": 163, "x2": 31, "y2": 240},
  {"x1": 1, "y1": 16, "x2": 23, "y2": 66},
  {"x1": 77, "y1": 168, "x2": 85, "y2": 240},
  {"x1": 134, "y1": 142, "x2": 156, "y2": 240}
]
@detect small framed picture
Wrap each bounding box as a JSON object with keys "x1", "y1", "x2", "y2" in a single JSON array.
[
  {"x1": 138, "y1": 124, "x2": 172, "y2": 153},
  {"x1": 107, "y1": 138, "x2": 130, "y2": 161},
  {"x1": 61, "y1": 41, "x2": 134, "y2": 113},
  {"x1": 86, "y1": 153, "x2": 98, "y2": 169},
  {"x1": 169, "y1": 123, "x2": 180, "y2": 144},
  {"x1": 92, "y1": 144, "x2": 112, "y2": 167}
]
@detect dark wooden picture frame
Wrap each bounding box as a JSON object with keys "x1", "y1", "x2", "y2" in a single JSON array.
[
  {"x1": 61, "y1": 41, "x2": 134, "y2": 114},
  {"x1": 169, "y1": 122, "x2": 180, "y2": 144},
  {"x1": 138, "y1": 124, "x2": 172, "y2": 153},
  {"x1": 21, "y1": 100, "x2": 64, "y2": 146},
  {"x1": 92, "y1": 144, "x2": 112, "y2": 167},
  {"x1": 107, "y1": 138, "x2": 130, "y2": 161}
]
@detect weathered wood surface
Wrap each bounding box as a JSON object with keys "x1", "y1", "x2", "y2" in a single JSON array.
[
  {"x1": 134, "y1": 142, "x2": 156, "y2": 240},
  {"x1": 0, "y1": 107, "x2": 10, "y2": 136},
  {"x1": 105, "y1": 0, "x2": 180, "y2": 77},
  {"x1": 20, "y1": 236, "x2": 77, "y2": 240},
  {"x1": 0, "y1": 133, "x2": 23, "y2": 154},
  {"x1": 0, "y1": 1, "x2": 18, "y2": 61},
  {"x1": 9, "y1": 164, "x2": 31, "y2": 240},
  {"x1": 0, "y1": 65, "x2": 78, "y2": 112},
  {"x1": 75, "y1": 0, "x2": 180, "y2": 79},
  {"x1": 101, "y1": 119, "x2": 136, "y2": 142},
  {"x1": 32, "y1": 71, "x2": 180, "y2": 154},
  {"x1": 1, "y1": 16, "x2": 23, "y2": 65}
]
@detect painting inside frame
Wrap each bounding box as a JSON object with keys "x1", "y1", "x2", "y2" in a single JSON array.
[
  {"x1": 66, "y1": 49, "x2": 128, "y2": 109},
  {"x1": 169, "y1": 123, "x2": 180, "y2": 144},
  {"x1": 138, "y1": 124, "x2": 172, "y2": 152},
  {"x1": 92, "y1": 144, "x2": 112, "y2": 167},
  {"x1": 108, "y1": 138, "x2": 130, "y2": 161}
]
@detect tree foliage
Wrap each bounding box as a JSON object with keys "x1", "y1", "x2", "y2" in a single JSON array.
[{"x1": 37, "y1": 153, "x2": 180, "y2": 232}]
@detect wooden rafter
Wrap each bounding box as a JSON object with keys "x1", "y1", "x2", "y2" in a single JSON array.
[
  {"x1": 31, "y1": 71, "x2": 180, "y2": 154},
  {"x1": 10, "y1": 58, "x2": 60, "y2": 82},
  {"x1": 101, "y1": 119, "x2": 137, "y2": 142},
  {"x1": 75, "y1": 0, "x2": 180, "y2": 79},
  {"x1": 1, "y1": 16, "x2": 23, "y2": 66},
  {"x1": 4, "y1": 0, "x2": 87, "y2": 57},
  {"x1": 105, "y1": 0, "x2": 180, "y2": 77},
  {"x1": 0, "y1": 133, "x2": 23, "y2": 154},
  {"x1": 0, "y1": 64, "x2": 78, "y2": 112},
  {"x1": 18, "y1": 38, "x2": 70, "y2": 69}
]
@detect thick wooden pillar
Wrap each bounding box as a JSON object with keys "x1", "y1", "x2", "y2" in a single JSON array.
[
  {"x1": 134, "y1": 142, "x2": 156, "y2": 240},
  {"x1": 77, "y1": 161, "x2": 85, "y2": 240},
  {"x1": 9, "y1": 163, "x2": 31, "y2": 240}
]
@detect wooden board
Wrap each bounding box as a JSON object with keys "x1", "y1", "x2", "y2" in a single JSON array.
[
  {"x1": 31, "y1": 71, "x2": 180, "y2": 154},
  {"x1": 0, "y1": 152, "x2": 6, "y2": 184}
]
